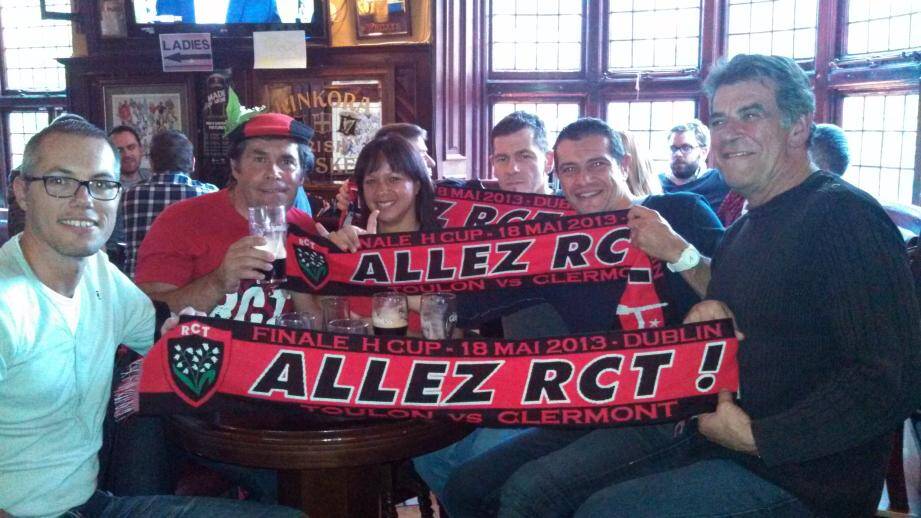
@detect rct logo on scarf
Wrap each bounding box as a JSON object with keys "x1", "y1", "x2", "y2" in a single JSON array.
[
  {"x1": 295, "y1": 244, "x2": 329, "y2": 290},
  {"x1": 167, "y1": 335, "x2": 225, "y2": 407}
]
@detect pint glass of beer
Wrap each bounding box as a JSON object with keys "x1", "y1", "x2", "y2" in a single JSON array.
[
  {"x1": 371, "y1": 291, "x2": 408, "y2": 335},
  {"x1": 247, "y1": 205, "x2": 287, "y2": 287}
]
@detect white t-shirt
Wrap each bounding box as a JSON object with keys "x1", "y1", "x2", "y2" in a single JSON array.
[{"x1": 39, "y1": 283, "x2": 81, "y2": 335}]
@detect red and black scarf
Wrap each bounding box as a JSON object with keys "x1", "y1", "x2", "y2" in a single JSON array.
[
  {"x1": 287, "y1": 210, "x2": 660, "y2": 296},
  {"x1": 123, "y1": 199, "x2": 732, "y2": 427},
  {"x1": 135, "y1": 316, "x2": 738, "y2": 427},
  {"x1": 433, "y1": 185, "x2": 575, "y2": 228}
]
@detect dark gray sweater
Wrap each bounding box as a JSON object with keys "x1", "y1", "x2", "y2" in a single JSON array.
[{"x1": 708, "y1": 172, "x2": 921, "y2": 515}]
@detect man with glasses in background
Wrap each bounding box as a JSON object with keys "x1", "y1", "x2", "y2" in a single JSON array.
[{"x1": 659, "y1": 119, "x2": 730, "y2": 212}]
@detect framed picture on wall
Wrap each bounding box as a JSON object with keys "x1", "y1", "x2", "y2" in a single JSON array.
[
  {"x1": 99, "y1": 0, "x2": 128, "y2": 38},
  {"x1": 354, "y1": 0, "x2": 411, "y2": 39},
  {"x1": 102, "y1": 83, "x2": 190, "y2": 170},
  {"x1": 256, "y1": 67, "x2": 395, "y2": 181}
]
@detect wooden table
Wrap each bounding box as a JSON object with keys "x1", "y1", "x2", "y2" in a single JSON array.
[{"x1": 166, "y1": 412, "x2": 470, "y2": 517}]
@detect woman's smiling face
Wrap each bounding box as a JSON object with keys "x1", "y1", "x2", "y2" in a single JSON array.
[{"x1": 362, "y1": 158, "x2": 421, "y2": 232}]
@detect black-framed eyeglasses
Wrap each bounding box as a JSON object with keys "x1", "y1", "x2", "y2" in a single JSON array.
[
  {"x1": 669, "y1": 144, "x2": 699, "y2": 154},
  {"x1": 22, "y1": 176, "x2": 122, "y2": 201}
]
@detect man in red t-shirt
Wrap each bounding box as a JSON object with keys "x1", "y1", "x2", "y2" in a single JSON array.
[{"x1": 135, "y1": 113, "x2": 316, "y2": 324}]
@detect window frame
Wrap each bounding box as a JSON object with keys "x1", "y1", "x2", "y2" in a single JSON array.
[
  {"x1": 602, "y1": 0, "x2": 707, "y2": 76},
  {"x1": 478, "y1": 0, "x2": 920, "y2": 204},
  {"x1": 836, "y1": 0, "x2": 921, "y2": 60},
  {"x1": 481, "y1": 0, "x2": 713, "y2": 177},
  {"x1": 0, "y1": 5, "x2": 69, "y2": 207},
  {"x1": 488, "y1": 94, "x2": 588, "y2": 150},
  {"x1": 486, "y1": 0, "x2": 590, "y2": 80},
  {"x1": 830, "y1": 82, "x2": 921, "y2": 205}
]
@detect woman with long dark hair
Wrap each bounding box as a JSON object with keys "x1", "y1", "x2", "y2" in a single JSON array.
[
  {"x1": 350, "y1": 133, "x2": 438, "y2": 235},
  {"x1": 322, "y1": 134, "x2": 439, "y2": 334}
]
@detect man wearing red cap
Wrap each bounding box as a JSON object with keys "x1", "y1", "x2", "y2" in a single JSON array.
[
  {"x1": 116, "y1": 114, "x2": 317, "y2": 499},
  {"x1": 135, "y1": 112, "x2": 316, "y2": 323}
]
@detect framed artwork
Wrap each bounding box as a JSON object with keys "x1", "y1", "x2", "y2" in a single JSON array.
[
  {"x1": 99, "y1": 0, "x2": 128, "y2": 38},
  {"x1": 102, "y1": 83, "x2": 190, "y2": 170},
  {"x1": 256, "y1": 67, "x2": 394, "y2": 180},
  {"x1": 354, "y1": 0, "x2": 411, "y2": 39}
]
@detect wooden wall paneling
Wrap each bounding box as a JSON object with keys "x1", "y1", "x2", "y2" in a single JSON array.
[
  {"x1": 584, "y1": 0, "x2": 604, "y2": 118},
  {"x1": 812, "y1": 0, "x2": 842, "y2": 122},
  {"x1": 433, "y1": 0, "x2": 483, "y2": 179},
  {"x1": 394, "y1": 65, "x2": 419, "y2": 123},
  {"x1": 697, "y1": 0, "x2": 725, "y2": 121}
]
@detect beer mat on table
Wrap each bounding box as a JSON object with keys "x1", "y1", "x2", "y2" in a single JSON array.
[
  {"x1": 433, "y1": 185, "x2": 575, "y2": 228},
  {"x1": 130, "y1": 316, "x2": 739, "y2": 428},
  {"x1": 285, "y1": 209, "x2": 666, "y2": 298}
]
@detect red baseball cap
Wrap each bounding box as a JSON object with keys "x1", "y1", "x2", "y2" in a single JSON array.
[{"x1": 228, "y1": 112, "x2": 314, "y2": 146}]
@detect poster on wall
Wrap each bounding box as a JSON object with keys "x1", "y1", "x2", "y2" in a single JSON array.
[
  {"x1": 103, "y1": 83, "x2": 189, "y2": 170},
  {"x1": 99, "y1": 0, "x2": 128, "y2": 38},
  {"x1": 201, "y1": 70, "x2": 232, "y2": 179},
  {"x1": 355, "y1": 0, "x2": 411, "y2": 39},
  {"x1": 261, "y1": 79, "x2": 382, "y2": 180}
]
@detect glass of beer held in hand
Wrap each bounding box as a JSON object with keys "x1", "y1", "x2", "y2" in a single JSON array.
[
  {"x1": 372, "y1": 291, "x2": 409, "y2": 335},
  {"x1": 247, "y1": 205, "x2": 288, "y2": 287}
]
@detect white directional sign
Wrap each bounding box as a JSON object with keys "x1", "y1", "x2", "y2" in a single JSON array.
[{"x1": 160, "y1": 33, "x2": 213, "y2": 73}]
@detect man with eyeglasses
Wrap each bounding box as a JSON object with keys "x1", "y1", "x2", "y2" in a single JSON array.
[
  {"x1": 659, "y1": 119, "x2": 730, "y2": 212},
  {"x1": 0, "y1": 119, "x2": 301, "y2": 517}
]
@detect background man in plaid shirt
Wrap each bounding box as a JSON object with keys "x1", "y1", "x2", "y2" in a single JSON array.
[{"x1": 123, "y1": 129, "x2": 216, "y2": 278}]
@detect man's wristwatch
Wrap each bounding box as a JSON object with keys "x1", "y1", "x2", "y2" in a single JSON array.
[{"x1": 667, "y1": 244, "x2": 701, "y2": 273}]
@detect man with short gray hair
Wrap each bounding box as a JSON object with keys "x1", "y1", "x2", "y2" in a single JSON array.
[
  {"x1": 575, "y1": 53, "x2": 921, "y2": 517},
  {"x1": 660, "y1": 119, "x2": 730, "y2": 212}
]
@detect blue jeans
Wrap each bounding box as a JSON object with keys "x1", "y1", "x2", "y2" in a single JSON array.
[
  {"x1": 441, "y1": 422, "x2": 683, "y2": 518},
  {"x1": 62, "y1": 490, "x2": 303, "y2": 517},
  {"x1": 412, "y1": 427, "x2": 525, "y2": 497},
  {"x1": 575, "y1": 459, "x2": 812, "y2": 517}
]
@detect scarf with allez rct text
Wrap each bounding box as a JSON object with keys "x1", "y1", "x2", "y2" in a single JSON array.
[
  {"x1": 287, "y1": 209, "x2": 661, "y2": 298},
  {"x1": 133, "y1": 316, "x2": 738, "y2": 427}
]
